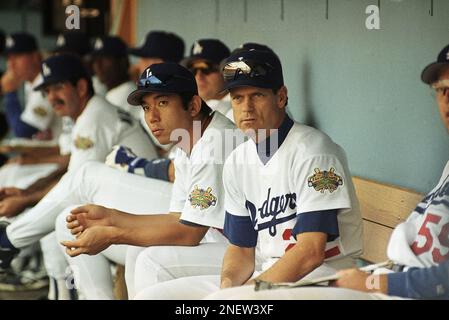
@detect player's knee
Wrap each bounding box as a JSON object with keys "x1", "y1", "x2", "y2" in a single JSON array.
[
  {"x1": 135, "y1": 246, "x2": 168, "y2": 271},
  {"x1": 133, "y1": 287, "x2": 159, "y2": 300}
]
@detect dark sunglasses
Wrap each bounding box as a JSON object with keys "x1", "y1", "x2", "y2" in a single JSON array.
[{"x1": 188, "y1": 63, "x2": 219, "y2": 76}]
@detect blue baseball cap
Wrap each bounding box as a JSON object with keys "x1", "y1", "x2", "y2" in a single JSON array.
[
  {"x1": 222, "y1": 49, "x2": 284, "y2": 91},
  {"x1": 421, "y1": 44, "x2": 449, "y2": 84},
  {"x1": 4, "y1": 32, "x2": 38, "y2": 55},
  {"x1": 34, "y1": 54, "x2": 90, "y2": 91},
  {"x1": 53, "y1": 32, "x2": 91, "y2": 57},
  {"x1": 127, "y1": 62, "x2": 198, "y2": 106},
  {"x1": 91, "y1": 36, "x2": 128, "y2": 58},
  {"x1": 182, "y1": 39, "x2": 230, "y2": 67},
  {"x1": 128, "y1": 31, "x2": 185, "y2": 62},
  {"x1": 230, "y1": 42, "x2": 274, "y2": 55}
]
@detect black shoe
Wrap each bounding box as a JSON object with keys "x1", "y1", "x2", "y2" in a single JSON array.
[
  {"x1": 0, "y1": 268, "x2": 49, "y2": 291},
  {"x1": 0, "y1": 222, "x2": 20, "y2": 270}
]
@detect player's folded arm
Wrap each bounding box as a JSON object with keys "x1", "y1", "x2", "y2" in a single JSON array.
[
  {"x1": 387, "y1": 258, "x2": 449, "y2": 299},
  {"x1": 4, "y1": 92, "x2": 39, "y2": 138}
]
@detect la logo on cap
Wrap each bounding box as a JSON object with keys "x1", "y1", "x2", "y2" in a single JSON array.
[
  {"x1": 146, "y1": 68, "x2": 152, "y2": 78},
  {"x1": 94, "y1": 38, "x2": 103, "y2": 50},
  {"x1": 193, "y1": 41, "x2": 203, "y2": 55},
  {"x1": 56, "y1": 35, "x2": 66, "y2": 47},
  {"x1": 446, "y1": 51, "x2": 449, "y2": 61},
  {"x1": 42, "y1": 63, "x2": 51, "y2": 77},
  {"x1": 5, "y1": 36, "x2": 14, "y2": 48}
]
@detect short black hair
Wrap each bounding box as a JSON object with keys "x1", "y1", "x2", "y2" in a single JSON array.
[
  {"x1": 67, "y1": 77, "x2": 95, "y2": 97},
  {"x1": 179, "y1": 92, "x2": 212, "y2": 117}
]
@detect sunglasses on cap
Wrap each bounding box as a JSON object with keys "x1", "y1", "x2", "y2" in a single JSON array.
[
  {"x1": 222, "y1": 59, "x2": 273, "y2": 82},
  {"x1": 138, "y1": 72, "x2": 192, "y2": 88},
  {"x1": 188, "y1": 61, "x2": 219, "y2": 76}
]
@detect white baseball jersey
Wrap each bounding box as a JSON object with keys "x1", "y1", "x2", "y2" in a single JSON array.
[
  {"x1": 105, "y1": 81, "x2": 142, "y2": 121},
  {"x1": 387, "y1": 161, "x2": 449, "y2": 269},
  {"x1": 58, "y1": 116, "x2": 75, "y2": 155},
  {"x1": 67, "y1": 95, "x2": 158, "y2": 171},
  {"x1": 169, "y1": 111, "x2": 245, "y2": 242},
  {"x1": 207, "y1": 94, "x2": 234, "y2": 123},
  {"x1": 223, "y1": 116, "x2": 363, "y2": 271},
  {"x1": 92, "y1": 75, "x2": 108, "y2": 97},
  {"x1": 21, "y1": 74, "x2": 61, "y2": 136}
]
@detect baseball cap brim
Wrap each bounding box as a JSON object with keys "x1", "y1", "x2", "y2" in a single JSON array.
[
  {"x1": 421, "y1": 62, "x2": 449, "y2": 84},
  {"x1": 127, "y1": 87, "x2": 186, "y2": 106},
  {"x1": 34, "y1": 78, "x2": 61, "y2": 91},
  {"x1": 220, "y1": 78, "x2": 278, "y2": 94},
  {"x1": 180, "y1": 56, "x2": 214, "y2": 68},
  {"x1": 128, "y1": 47, "x2": 149, "y2": 58},
  {"x1": 4, "y1": 48, "x2": 35, "y2": 55},
  {"x1": 91, "y1": 50, "x2": 127, "y2": 58}
]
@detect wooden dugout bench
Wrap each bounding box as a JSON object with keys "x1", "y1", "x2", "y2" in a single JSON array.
[
  {"x1": 352, "y1": 176, "x2": 423, "y2": 263},
  {"x1": 112, "y1": 176, "x2": 425, "y2": 299}
]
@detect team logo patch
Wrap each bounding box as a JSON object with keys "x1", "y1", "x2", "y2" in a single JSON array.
[
  {"x1": 74, "y1": 135, "x2": 94, "y2": 150},
  {"x1": 308, "y1": 167, "x2": 343, "y2": 193},
  {"x1": 33, "y1": 106, "x2": 48, "y2": 117},
  {"x1": 188, "y1": 185, "x2": 217, "y2": 210}
]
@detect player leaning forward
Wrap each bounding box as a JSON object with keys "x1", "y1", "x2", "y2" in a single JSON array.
[
  {"x1": 57, "y1": 62, "x2": 244, "y2": 299},
  {"x1": 133, "y1": 49, "x2": 364, "y2": 299},
  {"x1": 0, "y1": 54, "x2": 156, "y2": 299}
]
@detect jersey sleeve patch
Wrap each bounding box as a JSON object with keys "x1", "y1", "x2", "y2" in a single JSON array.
[
  {"x1": 307, "y1": 167, "x2": 343, "y2": 193},
  {"x1": 32, "y1": 106, "x2": 49, "y2": 117},
  {"x1": 224, "y1": 211, "x2": 258, "y2": 247},
  {"x1": 74, "y1": 135, "x2": 94, "y2": 150},
  {"x1": 292, "y1": 209, "x2": 340, "y2": 241},
  {"x1": 188, "y1": 185, "x2": 217, "y2": 210}
]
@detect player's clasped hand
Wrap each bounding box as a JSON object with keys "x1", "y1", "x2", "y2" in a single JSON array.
[
  {"x1": 60, "y1": 225, "x2": 116, "y2": 257},
  {"x1": 62, "y1": 205, "x2": 119, "y2": 256},
  {"x1": 0, "y1": 196, "x2": 29, "y2": 218},
  {"x1": 0, "y1": 187, "x2": 29, "y2": 217},
  {"x1": 66, "y1": 204, "x2": 115, "y2": 236},
  {"x1": 0, "y1": 187, "x2": 25, "y2": 201}
]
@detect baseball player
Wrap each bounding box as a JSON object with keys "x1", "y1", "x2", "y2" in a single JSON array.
[
  {"x1": 91, "y1": 36, "x2": 140, "y2": 121},
  {"x1": 204, "y1": 44, "x2": 449, "y2": 300},
  {"x1": 0, "y1": 53, "x2": 157, "y2": 299},
  {"x1": 53, "y1": 32, "x2": 107, "y2": 98},
  {"x1": 0, "y1": 111, "x2": 9, "y2": 166},
  {"x1": 132, "y1": 49, "x2": 363, "y2": 300},
  {"x1": 0, "y1": 32, "x2": 69, "y2": 204},
  {"x1": 128, "y1": 30, "x2": 186, "y2": 155},
  {"x1": 1, "y1": 32, "x2": 60, "y2": 139},
  {"x1": 56, "y1": 62, "x2": 244, "y2": 299},
  {"x1": 129, "y1": 31, "x2": 185, "y2": 77},
  {"x1": 182, "y1": 39, "x2": 233, "y2": 121}
]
